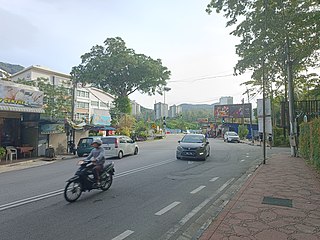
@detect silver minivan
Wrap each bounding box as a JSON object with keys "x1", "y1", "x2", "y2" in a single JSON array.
[{"x1": 101, "y1": 136, "x2": 139, "y2": 159}]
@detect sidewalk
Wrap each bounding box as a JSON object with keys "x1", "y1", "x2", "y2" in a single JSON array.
[
  {"x1": 0, "y1": 155, "x2": 76, "y2": 174},
  {"x1": 200, "y1": 153, "x2": 320, "y2": 240}
]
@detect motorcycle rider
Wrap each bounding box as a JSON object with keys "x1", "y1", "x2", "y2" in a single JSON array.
[{"x1": 86, "y1": 139, "x2": 105, "y2": 187}]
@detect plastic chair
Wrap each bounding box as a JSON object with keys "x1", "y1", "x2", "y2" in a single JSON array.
[{"x1": 5, "y1": 146, "x2": 18, "y2": 163}]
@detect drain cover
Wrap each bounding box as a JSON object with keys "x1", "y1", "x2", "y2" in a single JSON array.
[{"x1": 262, "y1": 196, "x2": 293, "y2": 208}]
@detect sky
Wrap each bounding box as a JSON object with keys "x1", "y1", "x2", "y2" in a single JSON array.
[{"x1": 0, "y1": 0, "x2": 254, "y2": 109}]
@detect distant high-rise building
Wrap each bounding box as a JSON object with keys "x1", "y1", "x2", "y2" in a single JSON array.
[
  {"x1": 154, "y1": 102, "x2": 168, "y2": 120},
  {"x1": 131, "y1": 100, "x2": 141, "y2": 116},
  {"x1": 219, "y1": 96, "x2": 233, "y2": 105},
  {"x1": 168, "y1": 105, "x2": 182, "y2": 118}
]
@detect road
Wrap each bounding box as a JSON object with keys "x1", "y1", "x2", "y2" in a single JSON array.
[{"x1": 0, "y1": 135, "x2": 289, "y2": 240}]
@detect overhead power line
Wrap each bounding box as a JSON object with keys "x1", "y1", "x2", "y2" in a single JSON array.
[{"x1": 169, "y1": 73, "x2": 234, "y2": 83}]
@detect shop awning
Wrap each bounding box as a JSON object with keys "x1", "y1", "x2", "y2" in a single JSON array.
[
  {"x1": 90, "y1": 126, "x2": 116, "y2": 131},
  {"x1": 0, "y1": 105, "x2": 45, "y2": 113}
]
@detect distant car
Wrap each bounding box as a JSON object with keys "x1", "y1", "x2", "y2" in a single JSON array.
[
  {"x1": 176, "y1": 134, "x2": 210, "y2": 161},
  {"x1": 224, "y1": 131, "x2": 240, "y2": 143},
  {"x1": 101, "y1": 136, "x2": 139, "y2": 159},
  {"x1": 76, "y1": 136, "x2": 102, "y2": 157}
]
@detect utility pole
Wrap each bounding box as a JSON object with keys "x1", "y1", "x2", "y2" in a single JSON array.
[
  {"x1": 262, "y1": 60, "x2": 267, "y2": 164},
  {"x1": 285, "y1": 36, "x2": 296, "y2": 157},
  {"x1": 71, "y1": 80, "x2": 77, "y2": 146},
  {"x1": 246, "y1": 89, "x2": 254, "y2": 144},
  {"x1": 262, "y1": 0, "x2": 268, "y2": 164}
]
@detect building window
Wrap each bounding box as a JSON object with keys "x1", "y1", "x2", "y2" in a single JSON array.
[
  {"x1": 76, "y1": 101, "x2": 89, "y2": 109},
  {"x1": 91, "y1": 101, "x2": 99, "y2": 107},
  {"x1": 77, "y1": 90, "x2": 89, "y2": 98}
]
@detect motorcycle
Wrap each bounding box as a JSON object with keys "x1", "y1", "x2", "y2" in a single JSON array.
[{"x1": 64, "y1": 160, "x2": 115, "y2": 202}]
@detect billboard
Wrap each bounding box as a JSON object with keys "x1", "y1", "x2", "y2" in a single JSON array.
[
  {"x1": 257, "y1": 99, "x2": 271, "y2": 117},
  {"x1": 257, "y1": 98, "x2": 272, "y2": 133},
  {"x1": 214, "y1": 103, "x2": 251, "y2": 118},
  {"x1": 0, "y1": 80, "x2": 43, "y2": 108},
  {"x1": 91, "y1": 109, "x2": 111, "y2": 126}
]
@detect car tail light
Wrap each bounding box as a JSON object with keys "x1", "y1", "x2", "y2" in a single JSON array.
[{"x1": 115, "y1": 138, "x2": 119, "y2": 148}]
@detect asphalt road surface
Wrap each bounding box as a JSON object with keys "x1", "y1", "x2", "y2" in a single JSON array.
[{"x1": 0, "y1": 135, "x2": 289, "y2": 240}]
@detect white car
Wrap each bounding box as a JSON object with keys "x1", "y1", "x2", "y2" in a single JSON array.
[
  {"x1": 224, "y1": 131, "x2": 240, "y2": 143},
  {"x1": 101, "y1": 136, "x2": 139, "y2": 159}
]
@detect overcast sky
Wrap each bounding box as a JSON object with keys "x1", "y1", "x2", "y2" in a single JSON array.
[{"x1": 0, "y1": 0, "x2": 254, "y2": 109}]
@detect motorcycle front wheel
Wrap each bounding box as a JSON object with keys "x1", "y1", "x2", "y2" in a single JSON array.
[
  {"x1": 64, "y1": 181, "x2": 82, "y2": 202},
  {"x1": 100, "y1": 174, "x2": 113, "y2": 191}
]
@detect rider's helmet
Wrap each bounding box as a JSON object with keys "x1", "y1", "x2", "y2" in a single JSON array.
[{"x1": 91, "y1": 139, "x2": 102, "y2": 146}]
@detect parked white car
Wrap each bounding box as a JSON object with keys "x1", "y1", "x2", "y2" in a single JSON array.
[
  {"x1": 224, "y1": 131, "x2": 240, "y2": 143},
  {"x1": 101, "y1": 136, "x2": 139, "y2": 159}
]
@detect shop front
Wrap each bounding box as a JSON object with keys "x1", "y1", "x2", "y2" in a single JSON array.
[{"x1": 0, "y1": 80, "x2": 44, "y2": 158}]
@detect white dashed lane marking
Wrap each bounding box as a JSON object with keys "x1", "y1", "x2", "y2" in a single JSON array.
[
  {"x1": 111, "y1": 230, "x2": 134, "y2": 240},
  {"x1": 209, "y1": 177, "x2": 219, "y2": 182},
  {"x1": 155, "y1": 201, "x2": 181, "y2": 216},
  {"x1": 190, "y1": 186, "x2": 206, "y2": 194}
]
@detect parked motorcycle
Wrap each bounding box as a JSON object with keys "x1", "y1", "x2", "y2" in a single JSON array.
[{"x1": 64, "y1": 160, "x2": 115, "y2": 202}]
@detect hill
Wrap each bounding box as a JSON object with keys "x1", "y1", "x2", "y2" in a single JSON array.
[
  {"x1": 179, "y1": 103, "x2": 217, "y2": 112},
  {"x1": 0, "y1": 62, "x2": 24, "y2": 75}
]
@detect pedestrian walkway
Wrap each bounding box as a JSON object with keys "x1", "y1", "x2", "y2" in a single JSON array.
[
  {"x1": 0, "y1": 155, "x2": 76, "y2": 174},
  {"x1": 200, "y1": 153, "x2": 320, "y2": 240}
]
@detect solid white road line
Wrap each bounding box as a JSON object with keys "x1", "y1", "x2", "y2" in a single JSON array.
[
  {"x1": 0, "y1": 158, "x2": 177, "y2": 212},
  {"x1": 115, "y1": 159, "x2": 176, "y2": 178},
  {"x1": 155, "y1": 201, "x2": 181, "y2": 216},
  {"x1": 111, "y1": 230, "x2": 134, "y2": 240},
  {"x1": 161, "y1": 178, "x2": 235, "y2": 240},
  {"x1": 209, "y1": 177, "x2": 219, "y2": 182},
  {"x1": 190, "y1": 186, "x2": 206, "y2": 194}
]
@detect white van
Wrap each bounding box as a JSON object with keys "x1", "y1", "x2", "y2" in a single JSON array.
[{"x1": 101, "y1": 136, "x2": 139, "y2": 159}]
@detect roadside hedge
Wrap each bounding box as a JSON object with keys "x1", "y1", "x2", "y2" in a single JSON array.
[{"x1": 299, "y1": 118, "x2": 320, "y2": 169}]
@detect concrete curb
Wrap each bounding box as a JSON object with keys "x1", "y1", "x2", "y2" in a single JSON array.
[
  {"x1": 173, "y1": 160, "x2": 263, "y2": 240},
  {"x1": 0, "y1": 155, "x2": 77, "y2": 174}
]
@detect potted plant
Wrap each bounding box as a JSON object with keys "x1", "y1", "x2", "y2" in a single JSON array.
[{"x1": 0, "y1": 146, "x2": 6, "y2": 160}]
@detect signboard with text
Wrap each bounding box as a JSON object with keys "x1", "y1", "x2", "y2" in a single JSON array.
[
  {"x1": 0, "y1": 80, "x2": 43, "y2": 108},
  {"x1": 214, "y1": 103, "x2": 251, "y2": 118}
]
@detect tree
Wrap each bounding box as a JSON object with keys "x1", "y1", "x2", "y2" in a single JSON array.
[
  {"x1": 206, "y1": 0, "x2": 320, "y2": 100},
  {"x1": 238, "y1": 124, "x2": 249, "y2": 140},
  {"x1": 71, "y1": 37, "x2": 171, "y2": 114},
  {"x1": 16, "y1": 78, "x2": 72, "y2": 120},
  {"x1": 117, "y1": 114, "x2": 136, "y2": 136}
]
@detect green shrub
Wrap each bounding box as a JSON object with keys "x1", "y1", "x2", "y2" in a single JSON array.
[
  {"x1": 299, "y1": 122, "x2": 310, "y2": 160},
  {"x1": 238, "y1": 125, "x2": 249, "y2": 140},
  {"x1": 299, "y1": 118, "x2": 320, "y2": 169},
  {"x1": 273, "y1": 127, "x2": 290, "y2": 147},
  {"x1": 0, "y1": 147, "x2": 6, "y2": 159}
]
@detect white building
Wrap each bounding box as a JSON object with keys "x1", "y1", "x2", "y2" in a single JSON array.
[
  {"x1": 168, "y1": 105, "x2": 182, "y2": 118},
  {"x1": 131, "y1": 100, "x2": 141, "y2": 116},
  {"x1": 219, "y1": 96, "x2": 233, "y2": 105},
  {"x1": 154, "y1": 102, "x2": 168, "y2": 120},
  {"x1": 10, "y1": 65, "x2": 115, "y2": 153},
  {"x1": 11, "y1": 65, "x2": 115, "y2": 123}
]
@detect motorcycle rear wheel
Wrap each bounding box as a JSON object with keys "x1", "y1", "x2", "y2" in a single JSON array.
[
  {"x1": 64, "y1": 181, "x2": 82, "y2": 202},
  {"x1": 100, "y1": 174, "x2": 113, "y2": 191}
]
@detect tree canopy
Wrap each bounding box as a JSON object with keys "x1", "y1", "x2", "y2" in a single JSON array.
[
  {"x1": 206, "y1": 0, "x2": 320, "y2": 100},
  {"x1": 71, "y1": 37, "x2": 171, "y2": 114}
]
